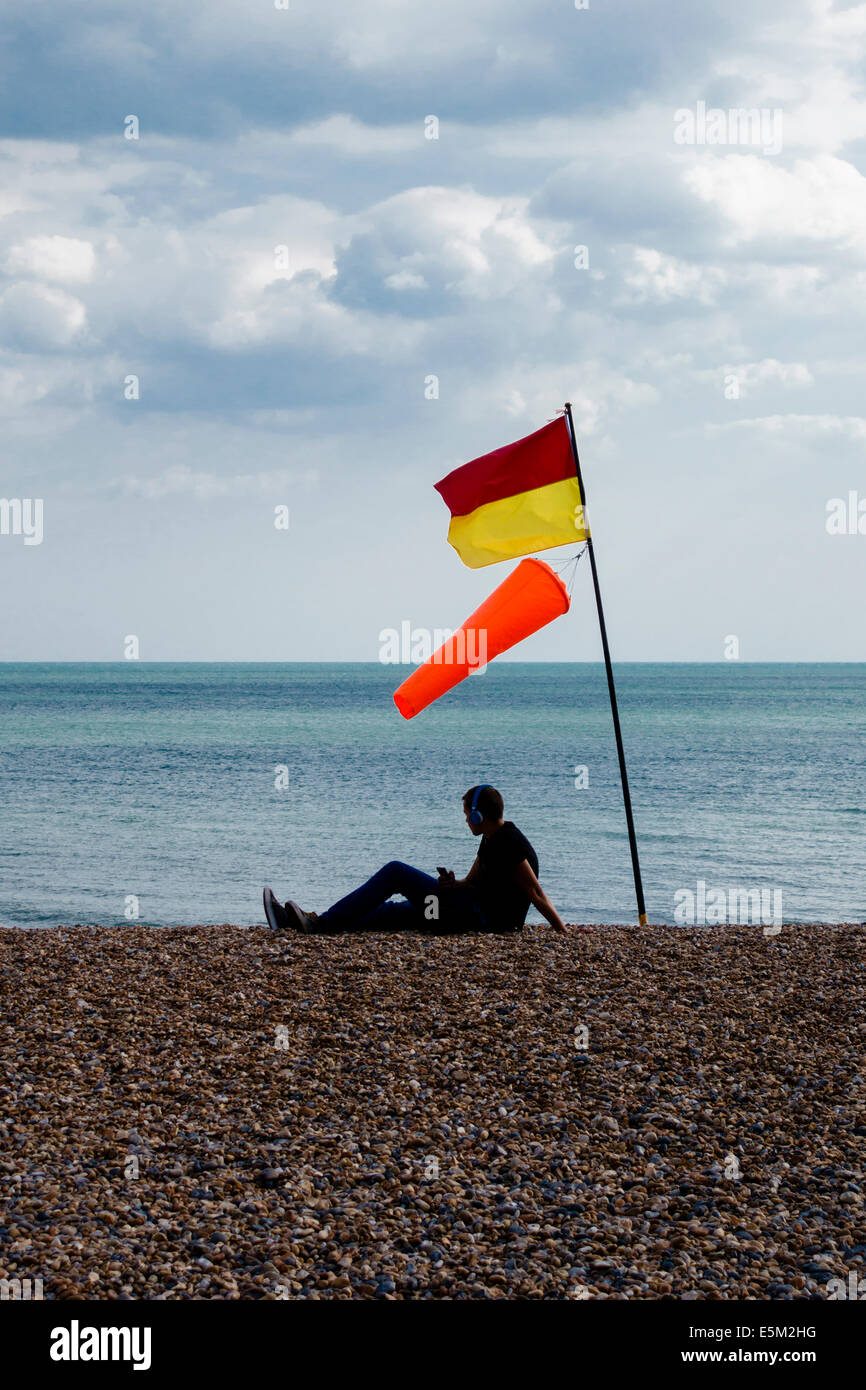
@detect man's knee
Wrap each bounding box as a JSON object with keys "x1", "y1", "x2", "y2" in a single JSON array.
[{"x1": 381, "y1": 859, "x2": 409, "y2": 874}]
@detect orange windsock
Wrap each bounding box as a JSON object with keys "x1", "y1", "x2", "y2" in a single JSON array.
[{"x1": 393, "y1": 557, "x2": 569, "y2": 720}]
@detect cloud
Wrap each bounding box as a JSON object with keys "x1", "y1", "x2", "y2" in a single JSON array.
[
  {"x1": 480, "y1": 363, "x2": 659, "y2": 438},
  {"x1": 4, "y1": 234, "x2": 96, "y2": 283},
  {"x1": 694, "y1": 358, "x2": 814, "y2": 396},
  {"x1": 0, "y1": 282, "x2": 87, "y2": 349},
  {"x1": 333, "y1": 186, "x2": 559, "y2": 314},
  {"x1": 685, "y1": 154, "x2": 866, "y2": 254},
  {"x1": 0, "y1": 0, "x2": 864, "y2": 660},
  {"x1": 0, "y1": 0, "x2": 783, "y2": 138},
  {"x1": 0, "y1": 352, "x2": 119, "y2": 416},
  {"x1": 620, "y1": 247, "x2": 727, "y2": 305},
  {"x1": 708, "y1": 413, "x2": 866, "y2": 441},
  {"x1": 384, "y1": 269, "x2": 428, "y2": 291},
  {"x1": 119, "y1": 464, "x2": 297, "y2": 500},
  {"x1": 287, "y1": 114, "x2": 424, "y2": 155}
]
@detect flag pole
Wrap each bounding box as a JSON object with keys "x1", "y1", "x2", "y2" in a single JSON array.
[{"x1": 563, "y1": 402, "x2": 648, "y2": 926}]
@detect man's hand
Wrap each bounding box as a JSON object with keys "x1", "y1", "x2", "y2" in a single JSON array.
[
  {"x1": 513, "y1": 859, "x2": 567, "y2": 933},
  {"x1": 436, "y1": 867, "x2": 456, "y2": 886}
]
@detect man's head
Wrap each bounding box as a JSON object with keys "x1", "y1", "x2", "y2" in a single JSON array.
[{"x1": 463, "y1": 784, "x2": 505, "y2": 835}]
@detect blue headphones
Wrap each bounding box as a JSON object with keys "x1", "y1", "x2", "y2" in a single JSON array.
[{"x1": 468, "y1": 784, "x2": 492, "y2": 826}]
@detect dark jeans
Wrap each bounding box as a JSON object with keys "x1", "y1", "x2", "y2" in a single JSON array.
[{"x1": 316, "y1": 860, "x2": 490, "y2": 934}]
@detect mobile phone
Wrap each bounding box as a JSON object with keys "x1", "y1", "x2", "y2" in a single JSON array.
[{"x1": 436, "y1": 866, "x2": 449, "y2": 876}]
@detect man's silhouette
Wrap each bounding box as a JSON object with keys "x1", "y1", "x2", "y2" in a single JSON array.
[{"x1": 263, "y1": 784, "x2": 566, "y2": 934}]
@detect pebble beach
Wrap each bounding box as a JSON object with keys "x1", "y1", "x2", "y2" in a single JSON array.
[{"x1": 1, "y1": 922, "x2": 863, "y2": 1300}]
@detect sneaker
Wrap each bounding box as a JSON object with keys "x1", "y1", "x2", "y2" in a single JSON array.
[
  {"x1": 283, "y1": 900, "x2": 319, "y2": 933},
  {"x1": 263, "y1": 887, "x2": 291, "y2": 931}
]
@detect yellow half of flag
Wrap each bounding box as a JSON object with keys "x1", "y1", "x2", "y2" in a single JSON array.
[
  {"x1": 434, "y1": 416, "x2": 588, "y2": 569},
  {"x1": 446, "y1": 476, "x2": 587, "y2": 569}
]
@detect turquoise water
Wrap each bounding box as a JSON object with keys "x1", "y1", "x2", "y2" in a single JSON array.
[{"x1": 0, "y1": 662, "x2": 863, "y2": 928}]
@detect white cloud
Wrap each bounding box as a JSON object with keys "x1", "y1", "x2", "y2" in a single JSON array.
[
  {"x1": 120, "y1": 464, "x2": 295, "y2": 500},
  {"x1": 685, "y1": 154, "x2": 866, "y2": 253},
  {"x1": 5, "y1": 235, "x2": 96, "y2": 284},
  {"x1": 384, "y1": 269, "x2": 428, "y2": 290},
  {"x1": 0, "y1": 364, "x2": 51, "y2": 409},
  {"x1": 708, "y1": 413, "x2": 866, "y2": 440},
  {"x1": 695, "y1": 359, "x2": 814, "y2": 396},
  {"x1": 0, "y1": 282, "x2": 86, "y2": 348},
  {"x1": 486, "y1": 362, "x2": 659, "y2": 439},
  {"x1": 206, "y1": 270, "x2": 423, "y2": 355},
  {"x1": 340, "y1": 185, "x2": 560, "y2": 304},
  {"x1": 621, "y1": 247, "x2": 726, "y2": 305}
]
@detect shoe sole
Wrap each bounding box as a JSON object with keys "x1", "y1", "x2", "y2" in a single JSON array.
[
  {"x1": 263, "y1": 887, "x2": 285, "y2": 931},
  {"x1": 284, "y1": 899, "x2": 311, "y2": 933}
]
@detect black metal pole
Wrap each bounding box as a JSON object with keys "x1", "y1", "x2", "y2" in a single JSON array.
[{"x1": 564, "y1": 402, "x2": 648, "y2": 926}]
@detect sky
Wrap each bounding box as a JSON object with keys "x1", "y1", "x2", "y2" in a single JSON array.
[{"x1": 0, "y1": 0, "x2": 864, "y2": 661}]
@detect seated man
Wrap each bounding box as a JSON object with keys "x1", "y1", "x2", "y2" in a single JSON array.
[{"x1": 263, "y1": 784, "x2": 566, "y2": 935}]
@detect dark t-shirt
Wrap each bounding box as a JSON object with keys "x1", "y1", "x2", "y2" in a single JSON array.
[{"x1": 472, "y1": 822, "x2": 538, "y2": 931}]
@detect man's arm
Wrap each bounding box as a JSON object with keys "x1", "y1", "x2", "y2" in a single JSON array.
[
  {"x1": 513, "y1": 859, "x2": 566, "y2": 932},
  {"x1": 438, "y1": 856, "x2": 480, "y2": 888}
]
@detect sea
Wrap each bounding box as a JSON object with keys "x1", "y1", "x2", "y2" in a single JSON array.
[{"x1": 0, "y1": 662, "x2": 863, "y2": 929}]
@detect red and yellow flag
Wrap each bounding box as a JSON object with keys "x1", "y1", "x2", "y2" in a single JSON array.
[{"x1": 434, "y1": 416, "x2": 587, "y2": 568}]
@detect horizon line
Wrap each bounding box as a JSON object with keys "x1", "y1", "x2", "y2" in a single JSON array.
[{"x1": 0, "y1": 659, "x2": 863, "y2": 667}]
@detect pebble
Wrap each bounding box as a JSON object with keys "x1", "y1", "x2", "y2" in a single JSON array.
[{"x1": 0, "y1": 922, "x2": 861, "y2": 1299}]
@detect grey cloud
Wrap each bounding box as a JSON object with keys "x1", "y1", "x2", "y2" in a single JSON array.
[{"x1": 0, "y1": 0, "x2": 809, "y2": 139}]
